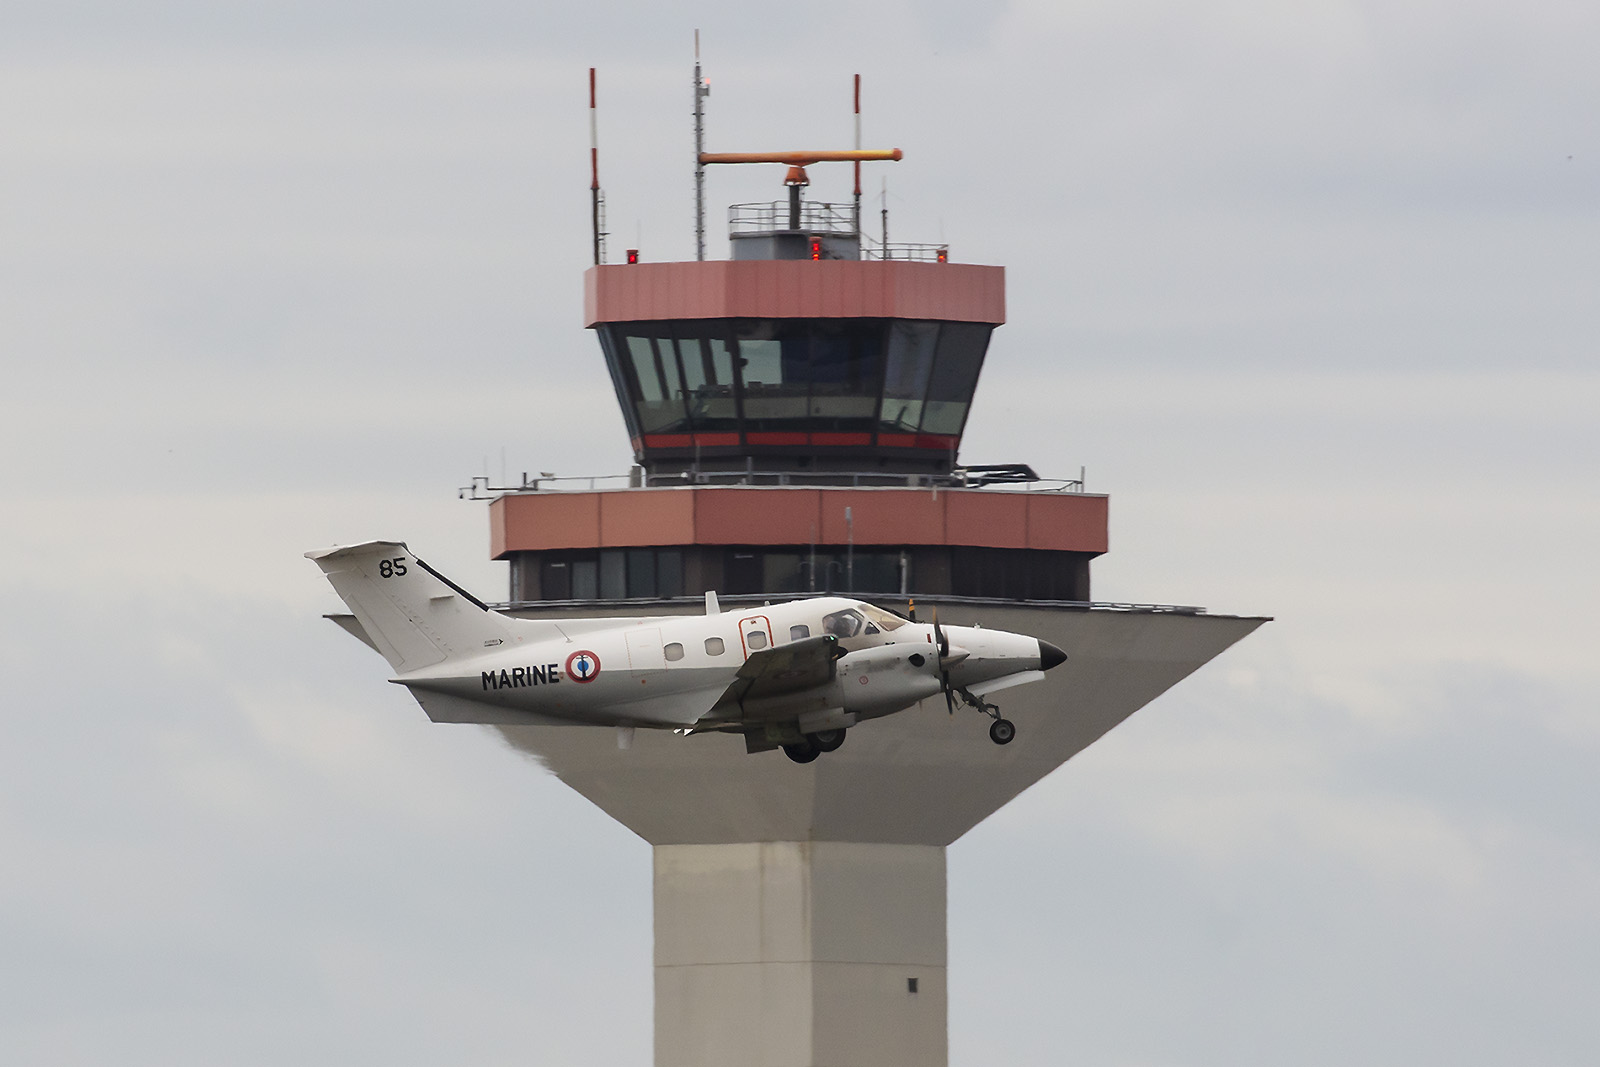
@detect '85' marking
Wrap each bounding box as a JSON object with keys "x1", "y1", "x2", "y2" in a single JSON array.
[{"x1": 377, "y1": 557, "x2": 408, "y2": 578}]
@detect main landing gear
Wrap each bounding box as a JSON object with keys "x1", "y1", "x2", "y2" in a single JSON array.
[{"x1": 783, "y1": 728, "x2": 847, "y2": 764}]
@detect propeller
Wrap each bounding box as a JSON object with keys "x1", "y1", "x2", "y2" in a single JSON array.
[{"x1": 933, "y1": 607, "x2": 955, "y2": 715}]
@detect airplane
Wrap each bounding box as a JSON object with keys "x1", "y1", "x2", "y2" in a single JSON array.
[{"x1": 307, "y1": 539, "x2": 1067, "y2": 763}]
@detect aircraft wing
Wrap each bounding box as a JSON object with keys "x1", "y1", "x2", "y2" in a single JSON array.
[{"x1": 705, "y1": 634, "x2": 841, "y2": 720}]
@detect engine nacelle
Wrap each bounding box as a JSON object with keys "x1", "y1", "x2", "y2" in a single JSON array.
[{"x1": 833, "y1": 644, "x2": 944, "y2": 717}]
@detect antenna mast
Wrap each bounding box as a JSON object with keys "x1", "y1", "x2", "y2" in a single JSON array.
[
  {"x1": 880, "y1": 176, "x2": 889, "y2": 259},
  {"x1": 589, "y1": 68, "x2": 606, "y2": 265},
  {"x1": 693, "y1": 32, "x2": 710, "y2": 261},
  {"x1": 853, "y1": 74, "x2": 862, "y2": 242}
]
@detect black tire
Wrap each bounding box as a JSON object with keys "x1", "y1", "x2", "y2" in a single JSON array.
[
  {"x1": 810, "y1": 729, "x2": 846, "y2": 753},
  {"x1": 783, "y1": 741, "x2": 821, "y2": 763},
  {"x1": 989, "y1": 718, "x2": 1016, "y2": 745}
]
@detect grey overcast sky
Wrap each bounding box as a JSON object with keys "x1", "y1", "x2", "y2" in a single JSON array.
[{"x1": 2, "y1": 1, "x2": 1596, "y2": 1063}]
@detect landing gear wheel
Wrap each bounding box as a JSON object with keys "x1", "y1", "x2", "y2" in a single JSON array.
[
  {"x1": 988, "y1": 718, "x2": 1016, "y2": 745},
  {"x1": 809, "y1": 729, "x2": 846, "y2": 753},
  {"x1": 783, "y1": 741, "x2": 821, "y2": 764}
]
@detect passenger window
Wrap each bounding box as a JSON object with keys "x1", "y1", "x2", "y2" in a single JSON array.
[
  {"x1": 790, "y1": 624, "x2": 811, "y2": 641},
  {"x1": 705, "y1": 637, "x2": 725, "y2": 655},
  {"x1": 747, "y1": 630, "x2": 769, "y2": 650},
  {"x1": 664, "y1": 642, "x2": 684, "y2": 662}
]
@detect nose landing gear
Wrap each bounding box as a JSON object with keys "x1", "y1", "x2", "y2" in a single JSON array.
[{"x1": 952, "y1": 684, "x2": 1017, "y2": 745}]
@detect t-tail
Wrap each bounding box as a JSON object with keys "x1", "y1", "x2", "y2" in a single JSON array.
[{"x1": 305, "y1": 540, "x2": 515, "y2": 673}]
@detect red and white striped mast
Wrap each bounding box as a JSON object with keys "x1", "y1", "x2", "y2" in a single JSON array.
[{"x1": 589, "y1": 67, "x2": 604, "y2": 265}]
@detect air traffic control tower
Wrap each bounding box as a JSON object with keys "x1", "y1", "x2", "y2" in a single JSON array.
[{"x1": 473, "y1": 70, "x2": 1266, "y2": 1067}]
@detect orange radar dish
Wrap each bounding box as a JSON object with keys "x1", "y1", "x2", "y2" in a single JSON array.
[{"x1": 698, "y1": 149, "x2": 903, "y2": 165}]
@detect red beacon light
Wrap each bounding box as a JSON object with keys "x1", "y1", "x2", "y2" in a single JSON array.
[
  {"x1": 626, "y1": 248, "x2": 639, "y2": 264},
  {"x1": 936, "y1": 246, "x2": 948, "y2": 264},
  {"x1": 809, "y1": 236, "x2": 822, "y2": 261}
]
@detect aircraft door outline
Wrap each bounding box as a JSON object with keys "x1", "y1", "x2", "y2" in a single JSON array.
[
  {"x1": 737, "y1": 615, "x2": 772, "y2": 660},
  {"x1": 626, "y1": 627, "x2": 667, "y2": 674}
]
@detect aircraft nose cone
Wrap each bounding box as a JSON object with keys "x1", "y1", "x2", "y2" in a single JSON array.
[{"x1": 1038, "y1": 640, "x2": 1068, "y2": 671}]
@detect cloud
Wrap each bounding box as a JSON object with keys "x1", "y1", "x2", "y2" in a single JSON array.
[{"x1": 952, "y1": 658, "x2": 1600, "y2": 1066}]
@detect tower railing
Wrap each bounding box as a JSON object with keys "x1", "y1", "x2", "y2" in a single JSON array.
[
  {"x1": 459, "y1": 467, "x2": 1087, "y2": 499},
  {"x1": 726, "y1": 199, "x2": 950, "y2": 261},
  {"x1": 859, "y1": 242, "x2": 949, "y2": 262},
  {"x1": 728, "y1": 200, "x2": 857, "y2": 234}
]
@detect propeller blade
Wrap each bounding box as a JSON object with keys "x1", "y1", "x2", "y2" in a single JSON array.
[{"x1": 930, "y1": 607, "x2": 957, "y2": 713}]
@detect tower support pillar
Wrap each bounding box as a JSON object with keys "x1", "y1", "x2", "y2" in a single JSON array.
[{"x1": 654, "y1": 841, "x2": 947, "y2": 1067}]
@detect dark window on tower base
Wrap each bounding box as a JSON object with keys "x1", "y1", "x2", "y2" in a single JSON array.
[
  {"x1": 541, "y1": 559, "x2": 571, "y2": 601},
  {"x1": 721, "y1": 547, "x2": 911, "y2": 596},
  {"x1": 950, "y1": 548, "x2": 1090, "y2": 601},
  {"x1": 527, "y1": 548, "x2": 686, "y2": 601},
  {"x1": 658, "y1": 550, "x2": 684, "y2": 598},
  {"x1": 519, "y1": 545, "x2": 1084, "y2": 602},
  {"x1": 726, "y1": 551, "x2": 762, "y2": 594},
  {"x1": 572, "y1": 559, "x2": 599, "y2": 600}
]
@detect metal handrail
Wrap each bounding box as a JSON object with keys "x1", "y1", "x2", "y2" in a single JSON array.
[
  {"x1": 728, "y1": 200, "x2": 857, "y2": 235},
  {"x1": 459, "y1": 469, "x2": 1088, "y2": 500},
  {"x1": 860, "y1": 243, "x2": 949, "y2": 262},
  {"x1": 723, "y1": 201, "x2": 952, "y2": 262},
  {"x1": 491, "y1": 593, "x2": 1211, "y2": 616}
]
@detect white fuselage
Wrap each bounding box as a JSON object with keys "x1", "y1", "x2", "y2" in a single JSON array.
[{"x1": 395, "y1": 596, "x2": 1046, "y2": 730}]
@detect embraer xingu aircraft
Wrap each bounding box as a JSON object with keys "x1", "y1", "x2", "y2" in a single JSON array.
[{"x1": 309, "y1": 540, "x2": 1066, "y2": 763}]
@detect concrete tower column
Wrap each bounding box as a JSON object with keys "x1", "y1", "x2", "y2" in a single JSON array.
[{"x1": 655, "y1": 842, "x2": 946, "y2": 1067}]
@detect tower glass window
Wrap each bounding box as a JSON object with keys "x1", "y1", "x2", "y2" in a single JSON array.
[
  {"x1": 599, "y1": 319, "x2": 993, "y2": 443},
  {"x1": 620, "y1": 331, "x2": 689, "y2": 434},
  {"x1": 921, "y1": 323, "x2": 991, "y2": 436},
  {"x1": 881, "y1": 321, "x2": 938, "y2": 434}
]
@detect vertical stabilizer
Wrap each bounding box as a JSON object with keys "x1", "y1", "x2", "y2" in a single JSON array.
[{"x1": 306, "y1": 541, "x2": 513, "y2": 673}]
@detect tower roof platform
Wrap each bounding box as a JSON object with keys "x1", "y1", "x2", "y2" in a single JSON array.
[{"x1": 585, "y1": 259, "x2": 1004, "y2": 326}]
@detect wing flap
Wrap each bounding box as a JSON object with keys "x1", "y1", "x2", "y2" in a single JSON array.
[{"x1": 708, "y1": 634, "x2": 840, "y2": 718}]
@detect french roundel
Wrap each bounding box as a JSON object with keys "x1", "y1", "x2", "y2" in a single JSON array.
[{"x1": 565, "y1": 650, "x2": 602, "y2": 683}]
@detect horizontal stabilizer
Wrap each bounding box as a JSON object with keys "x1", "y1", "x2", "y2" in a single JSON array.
[{"x1": 326, "y1": 613, "x2": 377, "y2": 653}]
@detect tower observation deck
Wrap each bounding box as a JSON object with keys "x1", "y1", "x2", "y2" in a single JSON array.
[{"x1": 475, "y1": 69, "x2": 1266, "y2": 1067}]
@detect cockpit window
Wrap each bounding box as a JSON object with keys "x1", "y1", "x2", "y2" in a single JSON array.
[
  {"x1": 859, "y1": 604, "x2": 908, "y2": 631},
  {"x1": 823, "y1": 605, "x2": 909, "y2": 638},
  {"x1": 822, "y1": 609, "x2": 865, "y2": 638}
]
